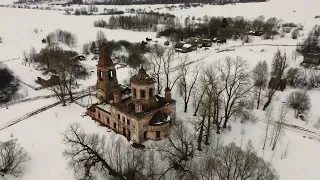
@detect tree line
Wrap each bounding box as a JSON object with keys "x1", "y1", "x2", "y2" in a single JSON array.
[
  {"x1": 160, "y1": 15, "x2": 280, "y2": 41},
  {"x1": 68, "y1": 0, "x2": 267, "y2": 5},
  {"x1": 94, "y1": 14, "x2": 176, "y2": 32}
]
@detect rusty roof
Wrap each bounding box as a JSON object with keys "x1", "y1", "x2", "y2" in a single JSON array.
[{"x1": 130, "y1": 66, "x2": 155, "y2": 85}]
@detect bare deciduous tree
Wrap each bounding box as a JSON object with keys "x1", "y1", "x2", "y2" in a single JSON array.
[
  {"x1": 219, "y1": 57, "x2": 253, "y2": 128},
  {"x1": 29, "y1": 46, "x2": 37, "y2": 63},
  {"x1": 46, "y1": 32, "x2": 56, "y2": 46},
  {"x1": 253, "y1": 60, "x2": 268, "y2": 109},
  {"x1": 62, "y1": 123, "x2": 148, "y2": 180},
  {"x1": 287, "y1": 91, "x2": 311, "y2": 118},
  {"x1": 0, "y1": 139, "x2": 30, "y2": 177},
  {"x1": 263, "y1": 49, "x2": 288, "y2": 110},
  {"x1": 158, "y1": 121, "x2": 197, "y2": 179},
  {"x1": 196, "y1": 141, "x2": 279, "y2": 180},
  {"x1": 34, "y1": 47, "x2": 88, "y2": 105},
  {"x1": 178, "y1": 56, "x2": 201, "y2": 113},
  {"x1": 83, "y1": 43, "x2": 90, "y2": 55},
  {"x1": 96, "y1": 30, "x2": 107, "y2": 51},
  {"x1": 150, "y1": 44, "x2": 165, "y2": 94},
  {"x1": 163, "y1": 47, "x2": 180, "y2": 90}
]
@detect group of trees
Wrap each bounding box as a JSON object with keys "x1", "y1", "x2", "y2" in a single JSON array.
[
  {"x1": 286, "y1": 67, "x2": 320, "y2": 88},
  {"x1": 159, "y1": 15, "x2": 281, "y2": 41},
  {"x1": 63, "y1": 122, "x2": 278, "y2": 180},
  {"x1": 0, "y1": 63, "x2": 19, "y2": 103},
  {"x1": 94, "y1": 14, "x2": 176, "y2": 32},
  {"x1": 82, "y1": 30, "x2": 148, "y2": 70},
  {"x1": 0, "y1": 139, "x2": 30, "y2": 177},
  {"x1": 45, "y1": 29, "x2": 78, "y2": 48},
  {"x1": 297, "y1": 25, "x2": 320, "y2": 55},
  {"x1": 189, "y1": 56, "x2": 253, "y2": 145},
  {"x1": 24, "y1": 30, "x2": 89, "y2": 106}
]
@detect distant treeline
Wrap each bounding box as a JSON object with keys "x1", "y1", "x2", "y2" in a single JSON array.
[
  {"x1": 94, "y1": 13, "x2": 177, "y2": 32},
  {"x1": 68, "y1": 0, "x2": 267, "y2": 5}
]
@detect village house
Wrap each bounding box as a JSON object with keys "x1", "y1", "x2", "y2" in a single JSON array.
[
  {"x1": 301, "y1": 53, "x2": 320, "y2": 67},
  {"x1": 86, "y1": 46, "x2": 176, "y2": 144},
  {"x1": 174, "y1": 42, "x2": 193, "y2": 53}
]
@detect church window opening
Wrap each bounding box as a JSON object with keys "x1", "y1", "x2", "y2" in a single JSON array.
[
  {"x1": 99, "y1": 70, "x2": 103, "y2": 80},
  {"x1": 140, "y1": 90, "x2": 145, "y2": 99},
  {"x1": 109, "y1": 70, "x2": 114, "y2": 81},
  {"x1": 133, "y1": 88, "x2": 136, "y2": 98}
]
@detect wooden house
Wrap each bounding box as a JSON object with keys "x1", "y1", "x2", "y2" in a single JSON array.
[{"x1": 301, "y1": 53, "x2": 320, "y2": 66}]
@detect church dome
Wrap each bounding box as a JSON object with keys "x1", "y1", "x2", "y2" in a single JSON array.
[{"x1": 130, "y1": 66, "x2": 154, "y2": 85}]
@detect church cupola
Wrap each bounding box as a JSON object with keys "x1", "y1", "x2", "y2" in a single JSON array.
[
  {"x1": 96, "y1": 46, "x2": 119, "y2": 102},
  {"x1": 130, "y1": 66, "x2": 155, "y2": 101}
]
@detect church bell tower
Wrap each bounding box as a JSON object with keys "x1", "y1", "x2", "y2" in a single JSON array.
[{"x1": 96, "y1": 46, "x2": 119, "y2": 102}]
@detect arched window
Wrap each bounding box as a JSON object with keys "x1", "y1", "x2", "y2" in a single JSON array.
[
  {"x1": 149, "y1": 88, "x2": 153, "y2": 98},
  {"x1": 109, "y1": 70, "x2": 114, "y2": 81},
  {"x1": 128, "y1": 103, "x2": 135, "y2": 110},
  {"x1": 98, "y1": 70, "x2": 103, "y2": 80},
  {"x1": 140, "y1": 90, "x2": 145, "y2": 99},
  {"x1": 132, "y1": 88, "x2": 136, "y2": 98}
]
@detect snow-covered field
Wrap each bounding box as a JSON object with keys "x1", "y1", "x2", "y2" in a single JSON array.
[{"x1": 1, "y1": 0, "x2": 320, "y2": 179}]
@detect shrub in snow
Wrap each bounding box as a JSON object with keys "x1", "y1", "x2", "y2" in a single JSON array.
[
  {"x1": 286, "y1": 67, "x2": 303, "y2": 87},
  {"x1": 282, "y1": 22, "x2": 298, "y2": 28},
  {"x1": 315, "y1": 15, "x2": 320, "y2": 19},
  {"x1": 287, "y1": 91, "x2": 311, "y2": 119},
  {"x1": 291, "y1": 28, "x2": 299, "y2": 39},
  {"x1": 0, "y1": 37, "x2": 2, "y2": 43},
  {"x1": 74, "y1": 9, "x2": 80, "y2": 15},
  {"x1": 33, "y1": 28, "x2": 38, "y2": 34}
]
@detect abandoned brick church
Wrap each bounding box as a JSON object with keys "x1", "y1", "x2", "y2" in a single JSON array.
[{"x1": 86, "y1": 47, "x2": 176, "y2": 144}]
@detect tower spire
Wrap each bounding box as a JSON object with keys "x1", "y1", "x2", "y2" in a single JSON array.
[{"x1": 97, "y1": 46, "x2": 113, "y2": 67}]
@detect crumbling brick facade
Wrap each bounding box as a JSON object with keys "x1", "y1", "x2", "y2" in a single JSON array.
[{"x1": 86, "y1": 47, "x2": 176, "y2": 144}]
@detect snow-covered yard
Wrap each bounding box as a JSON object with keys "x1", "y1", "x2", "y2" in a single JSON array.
[{"x1": 1, "y1": 0, "x2": 320, "y2": 179}]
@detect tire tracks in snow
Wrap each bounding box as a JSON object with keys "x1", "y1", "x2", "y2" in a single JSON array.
[
  {"x1": 0, "y1": 93, "x2": 92, "y2": 131},
  {"x1": 255, "y1": 116, "x2": 320, "y2": 143}
]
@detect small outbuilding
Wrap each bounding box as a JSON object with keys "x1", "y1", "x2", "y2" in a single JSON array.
[{"x1": 301, "y1": 53, "x2": 320, "y2": 67}]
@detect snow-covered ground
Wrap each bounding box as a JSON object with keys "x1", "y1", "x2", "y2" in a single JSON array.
[{"x1": 1, "y1": 0, "x2": 320, "y2": 179}]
